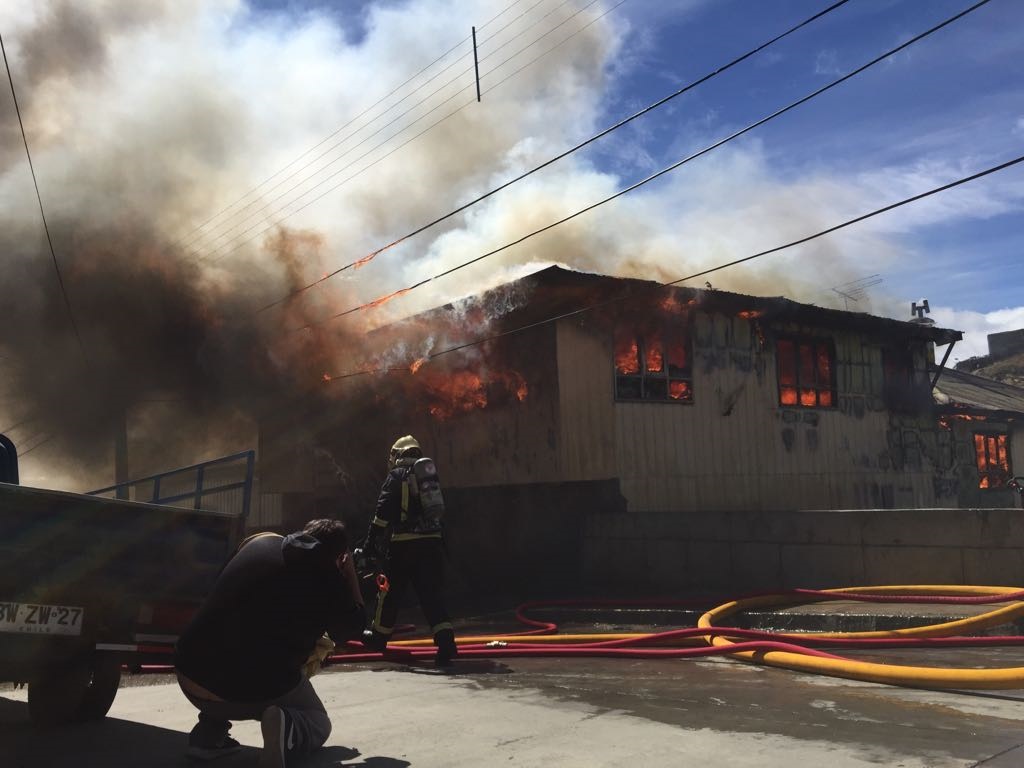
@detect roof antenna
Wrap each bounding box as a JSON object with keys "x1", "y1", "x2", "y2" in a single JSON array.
[
  {"x1": 910, "y1": 299, "x2": 935, "y2": 325},
  {"x1": 830, "y1": 274, "x2": 882, "y2": 310}
]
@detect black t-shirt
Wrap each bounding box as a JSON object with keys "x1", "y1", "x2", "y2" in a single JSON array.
[{"x1": 175, "y1": 532, "x2": 365, "y2": 701}]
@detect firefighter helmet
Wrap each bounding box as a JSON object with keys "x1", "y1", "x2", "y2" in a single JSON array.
[{"x1": 389, "y1": 435, "x2": 423, "y2": 468}]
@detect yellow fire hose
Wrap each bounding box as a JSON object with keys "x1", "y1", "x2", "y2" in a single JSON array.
[
  {"x1": 697, "y1": 585, "x2": 1024, "y2": 689},
  {"x1": 374, "y1": 586, "x2": 1024, "y2": 689}
]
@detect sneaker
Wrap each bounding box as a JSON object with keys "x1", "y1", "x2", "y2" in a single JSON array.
[
  {"x1": 260, "y1": 706, "x2": 294, "y2": 768},
  {"x1": 186, "y1": 735, "x2": 242, "y2": 762}
]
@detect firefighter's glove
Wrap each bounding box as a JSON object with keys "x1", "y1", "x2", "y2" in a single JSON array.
[
  {"x1": 303, "y1": 634, "x2": 336, "y2": 678},
  {"x1": 353, "y1": 548, "x2": 379, "y2": 579}
]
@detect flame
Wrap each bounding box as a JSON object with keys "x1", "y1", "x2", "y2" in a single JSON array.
[
  {"x1": 645, "y1": 333, "x2": 664, "y2": 373},
  {"x1": 321, "y1": 372, "x2": 332, "y2": 383},
  {"x1": 410, "y1": 366, "x2": 529, "y2": 420},
  {"x1": 737, "y1": 310, "x2": 763, "y2": 319},
  {"x1": 352, "y1": 252, "x2": 377, "y2": 270},
  {"x1": 410, "y1": 357, "x2": 428, "y2": 374},
  {"x1": 615, "y1": 335, "x2": 639, "y2": 375},
  {"x1": 427, "y1": 370, "x2": 488, "y2": 419},
  {"x1": 364, "y1": 287, "x2": 412, "y2": 310},
  {"x1": 669, "y1": 381, "x2": 691, "y2": 400},
  {"x1": 660, "y1": 294, "x2": 697, "y2": 314},
  {"x1": 507, "y1": 371, "x2": 528, "y2": 401}
]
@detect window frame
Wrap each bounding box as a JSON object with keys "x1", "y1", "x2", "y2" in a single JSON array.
[
  {"x1": 612, "y1": 323, "x2": 693, "y2": 404},
  {"x1": 973, "y1": 431, "x2": 1012, "y2": 490},
  {"x1": 775, "y1": 336, "x2": 837, "y2": 409}
]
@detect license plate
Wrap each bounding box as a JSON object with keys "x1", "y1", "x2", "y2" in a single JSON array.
[{"x1": 0, "y1": 601, "x2": 84, "y2": 636}]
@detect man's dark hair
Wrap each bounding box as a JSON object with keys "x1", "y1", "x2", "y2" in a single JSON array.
[{"x1": 303, "y1": 518, "x2": 350, "y2": 558}]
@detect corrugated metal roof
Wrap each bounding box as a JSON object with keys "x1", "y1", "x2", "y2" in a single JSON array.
[{"x1": 934, "y1": 367, "x2": 1024, "y2": 415}]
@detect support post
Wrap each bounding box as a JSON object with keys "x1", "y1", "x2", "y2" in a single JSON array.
[{"x1": 472, "y1": 26, "x2": 481, "y2": 102}]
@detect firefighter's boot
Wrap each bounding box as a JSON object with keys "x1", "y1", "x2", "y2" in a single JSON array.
[
  {"x1": 434, "y1": 628, "x2": 458, "y2": 667},
  {"x1": 362, "y1": 629, "x2": 388, "y2": 653}
]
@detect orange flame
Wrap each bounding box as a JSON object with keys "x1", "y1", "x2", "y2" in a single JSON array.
[
  {"x1": 410, "y1": 357, "x2": 428, "y2": 374},
  {"x1": 321, "y1": 372, "x2": 333, "y2": 383},
  {"x1": 427, "y1": 370, "x2": 488, "y2": 419},
  {"x1": 615, "y1": 336, "x2": 639, "y2": 375},
  {"x1": 737, "y1": 310, "x2": 763, "y2": 319},
  {"x1": 364, "y1": 287, "x2": 412, "y2": 310}
]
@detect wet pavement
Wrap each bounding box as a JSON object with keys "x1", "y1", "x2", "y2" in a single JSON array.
[{"x1": 5, "y1": 645, "x2": 1024, "y2": 767}]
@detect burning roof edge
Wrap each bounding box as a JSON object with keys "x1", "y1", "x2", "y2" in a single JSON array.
[{"x1": 376, "y1": 265, "x2": 963, "y2": 346}]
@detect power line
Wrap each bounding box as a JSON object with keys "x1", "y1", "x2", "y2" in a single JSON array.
[
  {"x1": 197, "y1": 0, "x2": 605, "y2": 261},
  {"x1": 176, "y1": 0, "x2": 532, "y2": 251},
  {"x1": 186, "y1": 0, "x2": 575, "y2": 256},
  {"x1": 18, "y1": 433, "x2": 55, "y2": 458},
  {"x1": 299, "y1": 0, "x2": 992, "y2": 330},
  {"x1": 1, "y1": 32, "x2": 91, "y2": 372},
  {"x1": 256, "y1": 0, "x2": 853, "y2": 315},
  {"x1": 323, "y1": 152, "x2": 1024, "y2": 381},
  {"x1": 0, "y1": 417, "x2": 38, "y2": 435}
]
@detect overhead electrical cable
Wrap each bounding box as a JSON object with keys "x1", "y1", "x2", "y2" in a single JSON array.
[
  {"x1": 18, "y1": 433, "x2": 55, "y2": 457},
  {"x1": 1, "y1": 32, "x2": 91, "y2": 373},
  {"x1": 177, "y1": 0, "x2": 531, "y2": 250},
  {"x1": 322, "y1": 152, "x2": 1024, "y2": 381},
  {"x1": 299, "y1": 0, "x2": 992, "y2": 330},
  {"x1": 0, "y1": 417, "x2": 37, "y2": 435},
  {"x1": 198, "y1": 0, "x2": 606, "y2": 261},
  {"x1": 254, "y1": 0, "x2": 854, "y2": 314}
]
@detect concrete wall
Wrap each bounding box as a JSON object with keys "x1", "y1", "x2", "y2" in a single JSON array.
[{"x1": 583, "y1": 506, "x2": 1024, "y2": 594}]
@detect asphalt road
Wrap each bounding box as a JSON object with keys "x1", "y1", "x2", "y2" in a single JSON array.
[{"x1": 5, "y1": 649, "x2": 1024, "y2": 767}]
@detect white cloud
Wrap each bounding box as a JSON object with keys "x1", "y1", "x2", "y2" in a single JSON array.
[
  {"x1": 814, "y1": 49, "x2": 841, "y2": 76},
  {"x1": 930, "y1": 305, "x2": 1024, "y2": 361}
]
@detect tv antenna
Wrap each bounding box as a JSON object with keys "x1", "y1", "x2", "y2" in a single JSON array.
[{"x1": 831, "y1": 274, "x2": 883, "y2": 310}]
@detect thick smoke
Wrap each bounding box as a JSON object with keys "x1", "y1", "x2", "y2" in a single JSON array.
[{"x1": 0, "y1": 0, "x2": 883, "y2": 489}]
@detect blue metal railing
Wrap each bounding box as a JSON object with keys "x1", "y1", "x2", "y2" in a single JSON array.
[{"x1": 88, "y1": 450, "x2": 255, "y2": 528}]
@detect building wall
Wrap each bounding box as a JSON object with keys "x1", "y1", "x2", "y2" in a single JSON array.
[
  {"x1": 555, "y1": 310, "x2": 957, "y2": 512},
  {"x1": 581, "y1": 506, "x2": 1024, "y2": 593},
  {"x1": 387, "y1": 321, "x2": 564, "y2": 490}
]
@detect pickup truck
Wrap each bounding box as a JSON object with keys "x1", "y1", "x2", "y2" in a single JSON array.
[{"x1": 0, "y1": 434, "x2": 253, "y2": 724}]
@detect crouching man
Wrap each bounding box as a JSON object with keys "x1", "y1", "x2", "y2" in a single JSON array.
[{"x1": 175, "y1": 519, "x2": 365, "y2": 767}]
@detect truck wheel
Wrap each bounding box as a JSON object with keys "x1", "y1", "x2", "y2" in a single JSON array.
[
  {"x1": 28, "y1": 653, "x2": 122, "y2": 725},
  {"x1": 75, "y1": 653, "x2": 122, "y2": 721},
  {"x1": 27, "y1": 658, "x2": 92, "y2": 726}
]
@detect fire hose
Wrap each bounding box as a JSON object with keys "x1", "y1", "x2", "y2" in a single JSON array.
[{"x1": 328, "y1": 585, "x2": 1024, "y2": 690}]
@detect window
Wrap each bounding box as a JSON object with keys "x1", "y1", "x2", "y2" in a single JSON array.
[
  {"x1": 614, "y1": 324, "x2": 692, "y2": 402},
  {"x1": 882, "y1": 346, "x2": 927, "y2": 411},
  {"x1": 974, "y1": 433, "x2": 1010, "y2": 489},
  {"x1": 776, "y1": 338, "x2": 835, "y2": 407},
  {"x1": 882, "y1": 348, "x2": 914, "y2": 386}
]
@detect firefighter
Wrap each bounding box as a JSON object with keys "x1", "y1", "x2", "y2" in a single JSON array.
[{"x1": 359, "y1": 435, "x2": 457, "y2": 665}]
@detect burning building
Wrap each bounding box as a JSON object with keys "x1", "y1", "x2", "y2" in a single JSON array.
[{"x1": 258, "y1": 266, "x2": 1024, "y2": 595}]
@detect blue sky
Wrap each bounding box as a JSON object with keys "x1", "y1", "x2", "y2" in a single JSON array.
[{"x1": 605, "y1": 0, "x2": 1022, "y2": 310}]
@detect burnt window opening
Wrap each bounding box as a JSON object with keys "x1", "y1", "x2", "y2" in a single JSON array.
[
  {"x1": 882, "y1": 346, "x2": 927, "y2": 412},
  {"x1": 614, "y1": 325, "x2": 693, "y2": 403},
  {"x1": 974, "y1": 433, "x2": 1010, "y2": 489},
  {"x1": 882, "y1": 348, "x2": 915, "y2": 386},
  {"x1": 776, "y1": 337, "x2": 835, "y2": 408}
]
